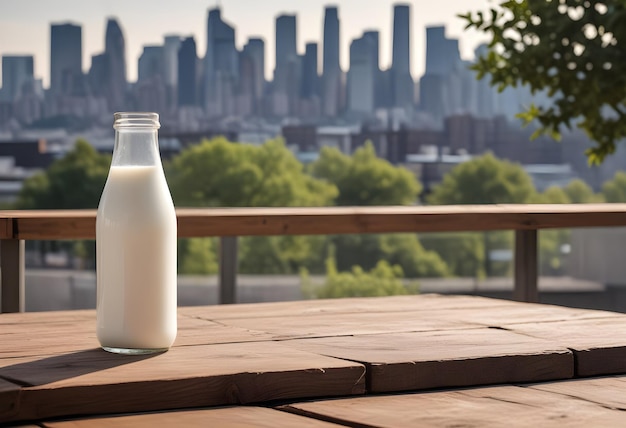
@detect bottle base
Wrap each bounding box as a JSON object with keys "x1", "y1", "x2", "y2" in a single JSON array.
[{"x1": 102, "y1": 346, "x2": 168, "y2": 355}]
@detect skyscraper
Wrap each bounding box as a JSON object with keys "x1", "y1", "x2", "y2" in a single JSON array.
[
  {"x1": 88, "y1": 53, "x2": 108, "y2": 97},
  {"x1": 104, "y1": 18, "x2": 127, "y2": 110},
  {"x1": 242, "y1": 38, "x2": 265, "y2": 114},
  {"x1": 273, "y1": 14, "x2": 298, "y2": 115},
  {"x1": 322, "y1": 6, "x2": 341, "y2": 117},
  {"x1": 300, "y1": 42, "x2": 319, "y2": 99},
  {"x1": 474, "y1": 44, "x2": 498, "y2": 118},
  {"x1": 275, "y1": 15, "x2": 297, "y2": 73},
  {"x1": 1, "y1": 56, "x2": 34, "y2": 101},
  {"x1": 424, "y1": 26, "x2": 460, "y2": 76},
  {"x1": 391, "y1": 4, "x2": 414, "y2": 109},
  {"x1": 50, "y1": 23, "x2": 82, "y2": 95},
  {"x1": 204, "y1": 7, "x2": 238, "y2": 116},
  {"x1": 177, "y1": 37, "x2": 198, "y2": 107},
  {"x1": 138, "y1": 46, "x2": 164, "y2": 82},
  {"x1": 362, "y1": 30, "x2": 382, "y2": 107},
  {"x1": 347, "y1": 33, "x2": 377, "y2": 114},
  {"x1": 163, "y1": 35, "x2": 181, "y2": 107},
  {"x1": 420, "y1": 25, "x2": 462, "y2": 125}
]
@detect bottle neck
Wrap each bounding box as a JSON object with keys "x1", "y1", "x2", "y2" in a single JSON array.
[{"x1": 112, "y1": 128, "x2": 161, "y2": 167}]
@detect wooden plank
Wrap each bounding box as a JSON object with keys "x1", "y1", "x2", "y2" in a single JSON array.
[
  {"x1": 0, "y1": 378, "x2": 21, "y2": 422},
  {"x1": 180, "y1": 294, "x2": 520, "y2": 321},
  {"x1": 0, "y1": 341, "x2": 365, "y2": 423},
  {"x1": 529, "y1": 376, "x2": 626, "y2": 410},
  {"x1": 0, "y1": 309, "x2": 94, "y2": 325},
  {"x1": 3, "y1": 204, "x2": 626, "y2": 240},
  {"x1": 282, "y1": 384, "x2": 626, "y2": 427},
  {"x1": 507, "y1": 317, "x2": 626, "y2": 377},
  {"x1": 0, "y1": 314, "x2": 270, "y2": 359},
  {"x1": 284, "y1": 328, "x2": 573, "y2": 392},
  {"x1": 424, "y1": 302, "x2": 619, "y2": 327},
  {"x1": 211, "y1": 311, "x2": 480, "y2": 340},
  {"x1": 188, "y1": 298, "x2": 611, "y2": 340},
  {"x1": 42, "y1": 407, "x2": 343, "y2": 427}
]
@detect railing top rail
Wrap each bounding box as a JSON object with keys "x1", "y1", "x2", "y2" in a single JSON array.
[{"x1": 1, "y1": 204, "x2": 626, "y2": 240}]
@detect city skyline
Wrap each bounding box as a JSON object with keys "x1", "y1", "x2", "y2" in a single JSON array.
[{"x1": 0, "y1": 0, "x2": 490, "y2": 86}]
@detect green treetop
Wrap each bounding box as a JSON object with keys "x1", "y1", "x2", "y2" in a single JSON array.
[
  {"x1": 18, "y1": 139, "x2": 110, "y2": 209},
  {"x1": 602, "y1": 171, "x2": 626, "y2": 202},
  {"x1": 310, "y1": 142, "x2": 421, "y2": 206},
  {"x1": 167, "y1": 137, "x2": 337, "y2": 208},
  {"x1": 428, "y1": 153, "x2": 536, "y2": 205}
]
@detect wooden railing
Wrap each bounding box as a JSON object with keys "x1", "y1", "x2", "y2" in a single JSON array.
[{"x1": 2, "y1": 204, "x2": 626, "y2": 312}]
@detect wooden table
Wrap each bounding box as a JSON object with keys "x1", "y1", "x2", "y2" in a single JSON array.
[{"x1": 2, "y1": 294, "x2": 626, "y2": 426}]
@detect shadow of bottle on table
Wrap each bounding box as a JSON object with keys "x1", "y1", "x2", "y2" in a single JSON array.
[{"x1": 0, "y1": 348, "x2": 160, "y2": 386}]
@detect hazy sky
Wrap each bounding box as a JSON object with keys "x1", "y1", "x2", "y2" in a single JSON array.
[{"x1": 0, "y1": 0, "x2": 491, "y2": 87}]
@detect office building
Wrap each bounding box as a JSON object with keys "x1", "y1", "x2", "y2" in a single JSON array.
[
  {"x1": 50, "y1": 23, "x2": 82, "y2": 95},
  {"x1": 322, "y1": 6, "x2": 341, "y2": 116},
  {"x1": 104, "y1": 18, "x2": 127, "y2": 110},
  {"x1": 391, "y1": 4, "x2": 414, "y2": 109},
  {"x1": 1, "y1": 56, "x2": 34, "y2": 101},
  {"x1": 347, "y1": 33, "x2": 377, "y2": 114},
  {"x1": 204, "y1": 7, "x2": 238, "y2": 116},
  {"x1": 177, "y1": 37, "x2": 198, "y2": 106}
]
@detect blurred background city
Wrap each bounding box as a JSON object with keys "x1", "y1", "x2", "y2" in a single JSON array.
[{"x1": 1, "y1": 0, "x2": 625, "y2": 312}]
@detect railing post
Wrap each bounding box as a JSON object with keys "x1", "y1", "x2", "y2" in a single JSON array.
[
  {"x1": 0, "y1": 239, "x2": 25, "y2": 313},
  {"x1": 514, "y1": 230, "x2": 538, "y2": 303},
  {"x1": 219, "y1": 236, "x2": 238, "y2": 304}
]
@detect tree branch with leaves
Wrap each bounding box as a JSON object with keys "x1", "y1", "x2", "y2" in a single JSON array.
[{"x1": 461, "y1": 0, "x2": 626, "y2": 164}]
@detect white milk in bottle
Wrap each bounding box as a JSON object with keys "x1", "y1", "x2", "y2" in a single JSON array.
[{"x1": 96, "y1": 112, "x2": 177, "y2": 354}]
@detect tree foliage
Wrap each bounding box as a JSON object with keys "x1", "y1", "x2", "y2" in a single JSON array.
[
  {"x1": 303, "y1": 258, "x2": 417, "y2": 299},
  {"x1": 167, "y1": 137, "x2": 338, "y2": 274},
  {"x1": 332, "y1": 234, "x2": 449, "y2": 279},
  {"x1": 461, "y1": 1, "x2": 626, "y2": 164},
  {"x1": 18, "y1": 139, "x2": 110, "y2": 209},
  {"x1": 602, "y1": 171, "x2": 626, "y2": 202},
  {"x1": 420, "y1": 233, "x2": 485, "y2": 278},
  {"x1": 167, "y1": 137, "x2": 337, "y2": 207},
  {"x1": 311, "y1": 142, "x2": 421, "y2": 205},
  {"x1": 428, "y1": 153, "x2": 535, "y2": 204},
  {"x1": 564, "y1": 179, "x2": 602, "y2": 203}
]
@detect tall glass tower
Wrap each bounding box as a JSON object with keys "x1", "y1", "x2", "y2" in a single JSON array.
[
  {"x1": 322, "y1": 6, "x2": 341, "y2": 116},
  {"x1": 391, "y1": 4, "x2": 414, "y2": 109},
  {"x1": 104, "y1": 18, "x2": 127, "y2": 110},
  {"x1": 178, "y1": 37, "x2": 197, "y2": 106},
  {"x1": 50, "y1": 23, "x2": 82, "y2": 95}
]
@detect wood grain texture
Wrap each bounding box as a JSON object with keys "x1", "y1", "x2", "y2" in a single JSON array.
[
  {"x1": 0, "y1": 342, "x2": 365, "y2": 423},
  {"x1": 508, "y1": 317, "x2": 626, "y2": 376},
  {"x1": 2, "y1": 204, "x2": 626, "y2": 239},
  {"x1": 284, "y1": 328, "x2": 573, "y2": 392},
  {"x1": 180, "y1": 294, "x2": 519, "y2": 321},
  {"x1": 0, "y1": 314, "x2": 269, "y2": 359},
  {"x1": 529, "y1": 376, "x2": 626, "y2": 410},
  {"x1": 424, "y1": 302, "x2": 619, "y2": 328},
  {"x1": 42, "y1": 407, "x2": 343, "y2": 428},
  {"x1": 211, "y1": 311, "x2": 480, "y2": 340},
  {"x1": 283, "y1": 383, "x2": 626, "y2": 427}
]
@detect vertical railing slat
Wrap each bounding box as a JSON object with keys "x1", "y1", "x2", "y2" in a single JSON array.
[
  {"x1": 219, "y1": 236, "x2": 238, "y2": 304},
  {"x1": 0, "y1": 239, "x2": 25, "y2": 313},
  {"x1": 514, "y1": 229, "x2": 538, "y2": 303}
]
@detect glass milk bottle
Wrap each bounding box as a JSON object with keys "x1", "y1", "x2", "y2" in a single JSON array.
[{"x1": 96, "y1": 112, "x2": 177, "y2": 354}]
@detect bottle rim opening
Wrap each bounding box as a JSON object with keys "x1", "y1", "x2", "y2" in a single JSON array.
[{"x1": 114, "y1": 112, "x2": 160, "y2": 129}]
